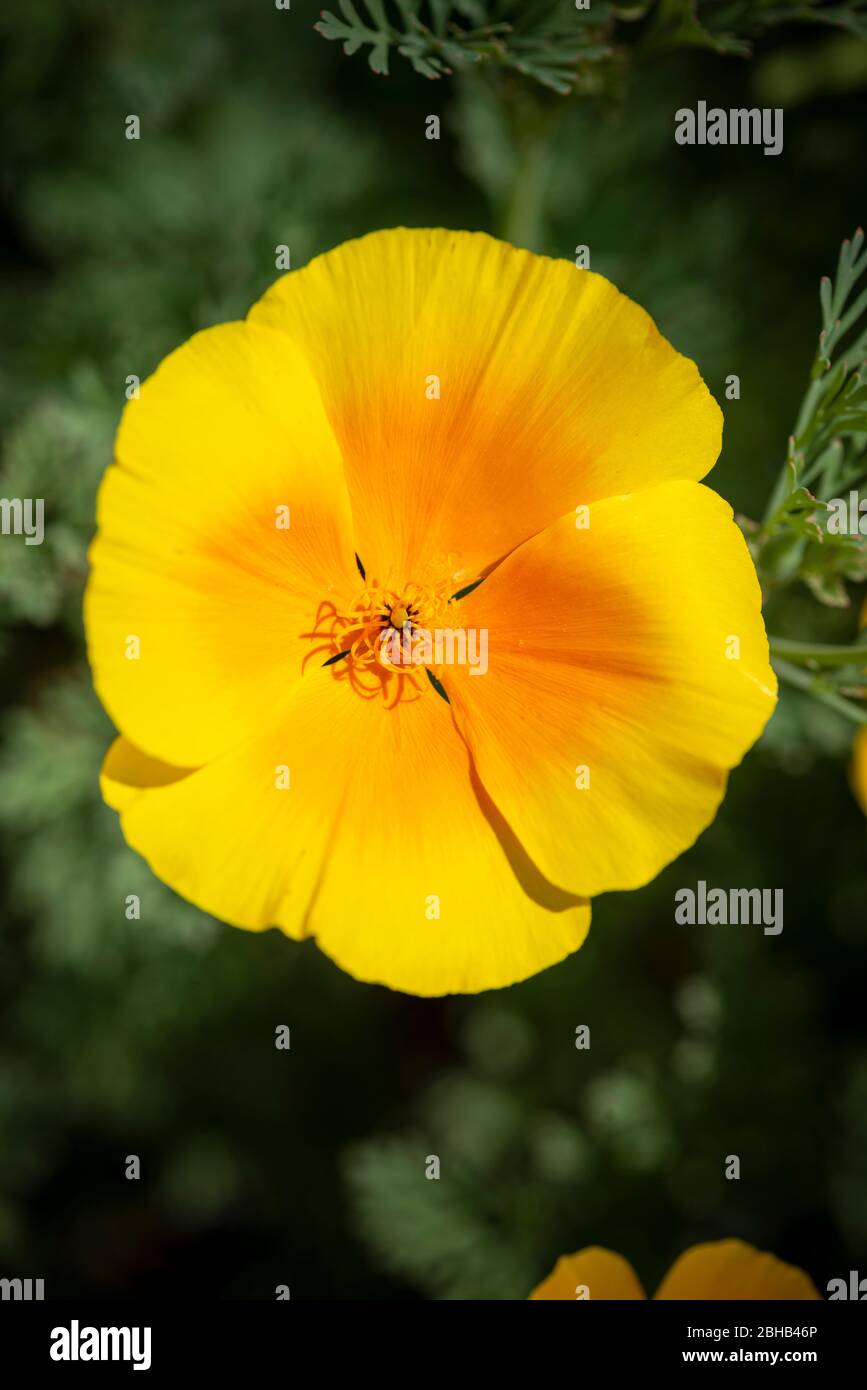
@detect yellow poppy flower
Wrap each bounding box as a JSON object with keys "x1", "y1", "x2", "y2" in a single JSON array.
[
  {"x1": 529, "y1": 1239, "x2": 820, "y2": 1299},
  {"x1": 85, "y1": 228, "x2": 775, "y2": 995}
]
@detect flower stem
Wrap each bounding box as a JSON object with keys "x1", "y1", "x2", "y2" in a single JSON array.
[
  {"x1": 772, "y1": 657, "x2": 867, "y2": 725},
  {"x1": 769, "y1": 636, "x2": 867, "y2": 667},
  {"x1": 498, "y1": 126, "x2": 551, "y2": 251}
]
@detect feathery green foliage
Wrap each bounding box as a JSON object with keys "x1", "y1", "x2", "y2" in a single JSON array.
[
  {"x1": 315, "y1": 0, "x2": 867, "y2": 90},
  {"x1": 316, "y1": 0, "x2": 618, "y2": 93}
]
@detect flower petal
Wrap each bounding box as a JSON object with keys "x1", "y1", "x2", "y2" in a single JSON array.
[
  {"x1": 249, "y1": 229, "x2": 722, "y2": 585},
  {"x1": 101, "y1": 737, "x2": 193, "y2": 812},
  {"x1": 446, "y1": 482, "x2": 776, "y2": 897},
  {"x1": 85, "y1": 320, "x2": 359, "y2": 767},
  {"x1": 530, "y1": 1248, "x2": 647, "y2": 1300},
  {"x1": 851, "y1": 728, "x2": 867, "y2": 816},
  {"x1": 654, "y1": 1240, "x2": 820, "y2": 1300},
  {"x1": 108, "y1": 674, "x2": 591, "y2": 995}
]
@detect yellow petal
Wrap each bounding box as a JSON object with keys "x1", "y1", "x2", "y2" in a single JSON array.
[
  {"x1": 108, "y1": 673, "x2": 591, "y2": 995},
  {"x1": 852, "y1": 728, "x2": 867, "y2": 816},
  {"x1": 85, "y1": 320, "x2": 359, "y2": 767},
  {"x1": 446, "y1": 482, "x2": 776, "y2": 897},
  {"x1": 654, "y1": 1240, "x2": 821, "y2": 1300},
  {"x1": 530, "y1": 1248, "x2": 647, "y2": 1300},
  {"x1": 249, "y1": 228, "x2": 722, "y2": 586},
  {"x1": 101, "y1": 737, "x2": 194, "y2": 812}
]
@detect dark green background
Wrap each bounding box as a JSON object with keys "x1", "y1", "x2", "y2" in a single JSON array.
[{"x1": 1, "y1": 0, "x2": 866, "y2": 1299}]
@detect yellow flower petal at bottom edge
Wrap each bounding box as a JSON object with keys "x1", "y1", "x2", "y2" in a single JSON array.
[
  {"x1": 852, "y1": 727, "x2": 867, "y2": 816},
  {"x1": 101, "y1": 674, "x2": 590, "y2": 996},
  {"x1": 653, "y1": 1240, "x2": 821, "y2": 1300},
  {"x1": 529, "y1": 1249, "x2": 647, "y2": 1300}
]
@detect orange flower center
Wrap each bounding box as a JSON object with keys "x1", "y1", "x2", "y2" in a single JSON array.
[{"x1": 303, "y1": 571, "x2": 458, "y2": 706}]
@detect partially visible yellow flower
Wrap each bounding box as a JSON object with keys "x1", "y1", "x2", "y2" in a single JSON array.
[
  {"x1": 853, "y1": 726, "x2": 867, "y2": 815},
  {"x1": 529, "y1": 1239, "x2": 820, "y2": 1300},
  {"x1": 85, "y1": 228, "x2": 776, "y2": 996}
]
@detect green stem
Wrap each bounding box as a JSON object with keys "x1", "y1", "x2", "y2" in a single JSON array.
[
  {"x1": 498, "y1": 127, "x2": 551, "y2": 251},
  {"x1": 761, "y1": 375, "x2": 831, "y2": 527},
  {"x1": 794, "y1": 377, "x2": 825, "y2": 436},
  {"x1": 769, "y1": 636, "x2": 867, "y2": 667},
  {"x1": 772, "y1": 657, "x2": 867, "y2": 725},
  {"x1": 761, "y1": 455, "x2": 795, "y2": 530}
]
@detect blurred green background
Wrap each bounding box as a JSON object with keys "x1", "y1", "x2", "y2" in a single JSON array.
[{"x1": 1, "y1": 0, "x2": 866, "y2": 1299}]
